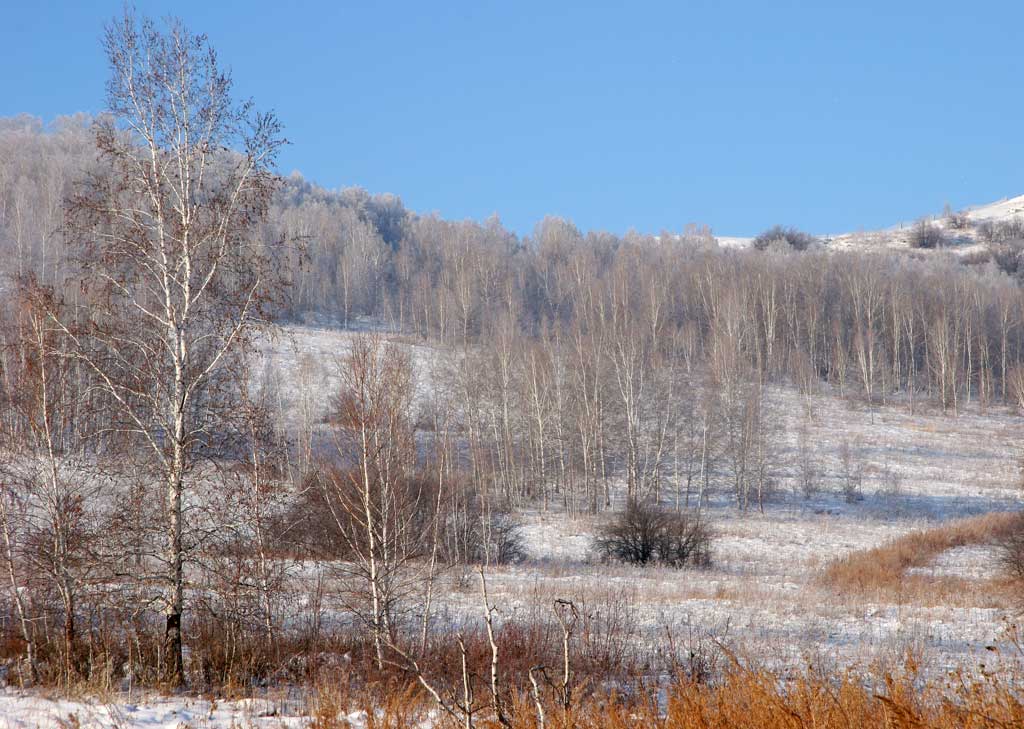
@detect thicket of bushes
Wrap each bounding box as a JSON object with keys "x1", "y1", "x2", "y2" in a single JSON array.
[
  {"x1": 290, "y1": 469, "x2": 527, "y2": 566},
  {"x1": 979, "y1": 216, "x2": 1024, "y2": 243},
  {"x1": 752, "y1": 225, "x2": 819, "y2": 251},
  {"x1": 594, "y1": 500, "x2": 712, "y2": 568},
  {"x1": 996, "y1": 512, "x2": 1024, "y2": 591},
  {"x1": 909, "y1": 218, "x2": 949, "y2": 249}
]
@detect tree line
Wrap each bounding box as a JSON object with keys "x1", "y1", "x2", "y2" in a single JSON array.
[{"x1": 6, "y1": 119, "x2": 1024, "y2": 417}]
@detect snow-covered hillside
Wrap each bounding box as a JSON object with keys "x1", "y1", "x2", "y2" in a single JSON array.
[{"x1": 721, "y1": 193, "x2": 1024, "y2": 253}]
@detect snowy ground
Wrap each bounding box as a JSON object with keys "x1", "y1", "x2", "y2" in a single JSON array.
[
  {"x1": 285, "y1": 327, "x2": 1023, "y2": 684},
  {"x1": 5, "y1": 326, "x2": 1023, "y2": 727},
  {"x1": 263, "y1": 321, "x2": 446, "y2": 426},
  {"x1": 716, "y1": 192, "x2": 1024, "y2": 254},
  {"x1": 467, "y1": 385, "x2": 1024, "y2": 677},
  {"x1": 476, "y1": 504, "x2": 1015, "y2": 678},
  {"x1": 0, "y1": 691, "x2": 310, "y2": 728},
  {"x1": 395, "y1": 348, "x2": 1022, "y2": 677}
]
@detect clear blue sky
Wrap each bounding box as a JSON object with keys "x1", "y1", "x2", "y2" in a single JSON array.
[{"x1": 3, "y1": 1, "x2": 1022, "y2": 237}]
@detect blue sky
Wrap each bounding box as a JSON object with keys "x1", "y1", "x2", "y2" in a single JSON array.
[{"x1": 3, "y1": 1, "x2": 1022, "y2": 237}]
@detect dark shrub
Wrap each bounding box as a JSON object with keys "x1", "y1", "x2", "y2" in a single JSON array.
[
  {"x1": 594, "y1": 499, "x2": 712, "y2": 568},
  {"x1": 995, "y1": 513, "x2": 1024, "y2": 586},
  {"x1": 978, "y1": 217, "x2": 1024, "y2": 244},
  {"x1": 908, "y1": 219, "x2": 949, "y2": 249},
  {"x1": 482, "y1": 511, "x2": 528, "y2": 564},
  {"x1": 290, "y1": 469, "x2": 528, "y2": 565},
  {"x1": 440, "y1": 498, "x2": 528, "y2": 565},
  {"x1": 988, "y1": 239, "x2": 1024, "y2": 277},
  {"x1": 752, "y1": 225, "x2": 818, "y2": 252}
]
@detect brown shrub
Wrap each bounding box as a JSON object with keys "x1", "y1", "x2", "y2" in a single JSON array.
[
  {"x1": 594, "y1": 500, "x2": 712, "y2": 568},
  {"x1": 995, "y1": 513, "x2": 1024, "y2": 591}
]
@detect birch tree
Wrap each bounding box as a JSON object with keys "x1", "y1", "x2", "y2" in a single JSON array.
[
  {"x1": 61, "y1": 12, "x2": 285, "y2": 685},
  {"x1": 321, "y1": 335, "x2": 423, "y2": 670}
]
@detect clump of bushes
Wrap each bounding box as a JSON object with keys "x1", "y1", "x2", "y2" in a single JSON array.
[
  {"x1": 908, "y1": 218, "x2": 949, "y2": 249},
  {"x1": 439, "y1": 496, "x2": 529, "y2": 565},
  {"x1": 995, "y1": 512, "x2": 1024, "y2": 586},
  {"x1": 978, "y1": 216, "x2": 1024, "y2": 243},
  {"x1": 284, "y1": 470, "x2": 527, "y2": 565},
  {"x1": 943, "y1": 204, "x2": 971, "y2": 230},
  {"x1": 752, "y1": 225, "x2": 818, "y2": 252},
  {"x1": 988, "y1": 239, "x2": 1024, "y2": 278},
  {"x1": 594, "y1": 499, "x2": 712, "y2": 568},
  {"x1": 472, "y1": 510, "x2": 529, "y2": 565},
  {"x1": 977, "y1": 217, "x2": 1024, "y2": 278}
]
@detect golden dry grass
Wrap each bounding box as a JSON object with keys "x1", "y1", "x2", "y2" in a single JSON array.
[
  {"x1": 821, "y1": 511, "x2": 1022, "y2": 597},
  {"x1": 310, "y1": 659, "x2": 1024, "y2": 729}
]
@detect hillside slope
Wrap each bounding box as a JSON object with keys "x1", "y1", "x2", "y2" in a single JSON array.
[{"x1": 723, "y1": 193, "x2": 1024, "y2": 253}]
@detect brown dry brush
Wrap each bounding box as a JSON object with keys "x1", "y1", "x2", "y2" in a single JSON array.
[
  {"x1": 329, "y1": 583, "x2": 1024, "y2": 729},
  {"x1": 308, "y1": 663, "x2": 1024, "y2": 729},
  {"x1": 0, "y1": 577, "x2": 1022, "y2": 726},
  {"x1": 821, "y1": 511, "x2": 1023, "y2": 595}
]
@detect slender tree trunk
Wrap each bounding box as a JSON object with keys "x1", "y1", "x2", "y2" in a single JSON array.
[
  {"x1": 0, "y1": 496, "x2": 36, "y2": 683},
  {"x1": 165, "y1": 461, "x2": 185, "y2": 686}
]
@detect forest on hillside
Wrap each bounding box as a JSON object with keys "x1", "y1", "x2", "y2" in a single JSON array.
[
  {"x1": 6, "y1": 111, "x2": 1024, "y2": 412},
  {"x1": 6, "y1": 107, "x2": 1024, "y2": 522}
]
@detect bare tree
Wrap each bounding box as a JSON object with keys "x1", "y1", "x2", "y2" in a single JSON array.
[
  {"x1": 319, "y1": 335, "x2": 428, "y2": 670},
  {"x1": 794, "y1": 417, "x2": 820, "y2": 499},
  {"x1": 59, "y1": 12, "x2": 285, "y2": 685},
  {"x1": 0, "y1": 280, "x2": 110, "y2": 683},
  {"x1": 838, "y1": 438, "x2": 864, "y2": 503}
]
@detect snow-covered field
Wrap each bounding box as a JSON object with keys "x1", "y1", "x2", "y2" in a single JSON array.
[
  {"x1": 466, "y1": 384, "x2": 1022, "y2": 676},
  {"x1": 4, "y1": 325, "x2": 1022, "y2": 727},
  {"x1": 476, "y1": 507, "x2": 1013, "y2": 677},
  {"x1": 0, "y1": 691, "x2": 310, "y2": 729},
  {"x1": 265, "y1": 326, "x2": 1024, "y2": 676}
]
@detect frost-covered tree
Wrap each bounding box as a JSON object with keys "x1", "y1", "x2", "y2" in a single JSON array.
[{"x1": 60, "y1": 11, "x2": 285, "y2": 685}]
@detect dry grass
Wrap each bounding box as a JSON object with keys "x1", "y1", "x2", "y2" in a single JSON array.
[
  {"x1": 9, "y1": 609, "x2": 1024, "y2": 728},
  {"x1": 309, "y1": 657, "x2": 1024, "y2": 728},
  {"x1": 310, "y1": 679, "x2": 424, "y2": 729},
  {"x1": 821, "y1": 511, "x2": 1023, "y2": 596}
]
